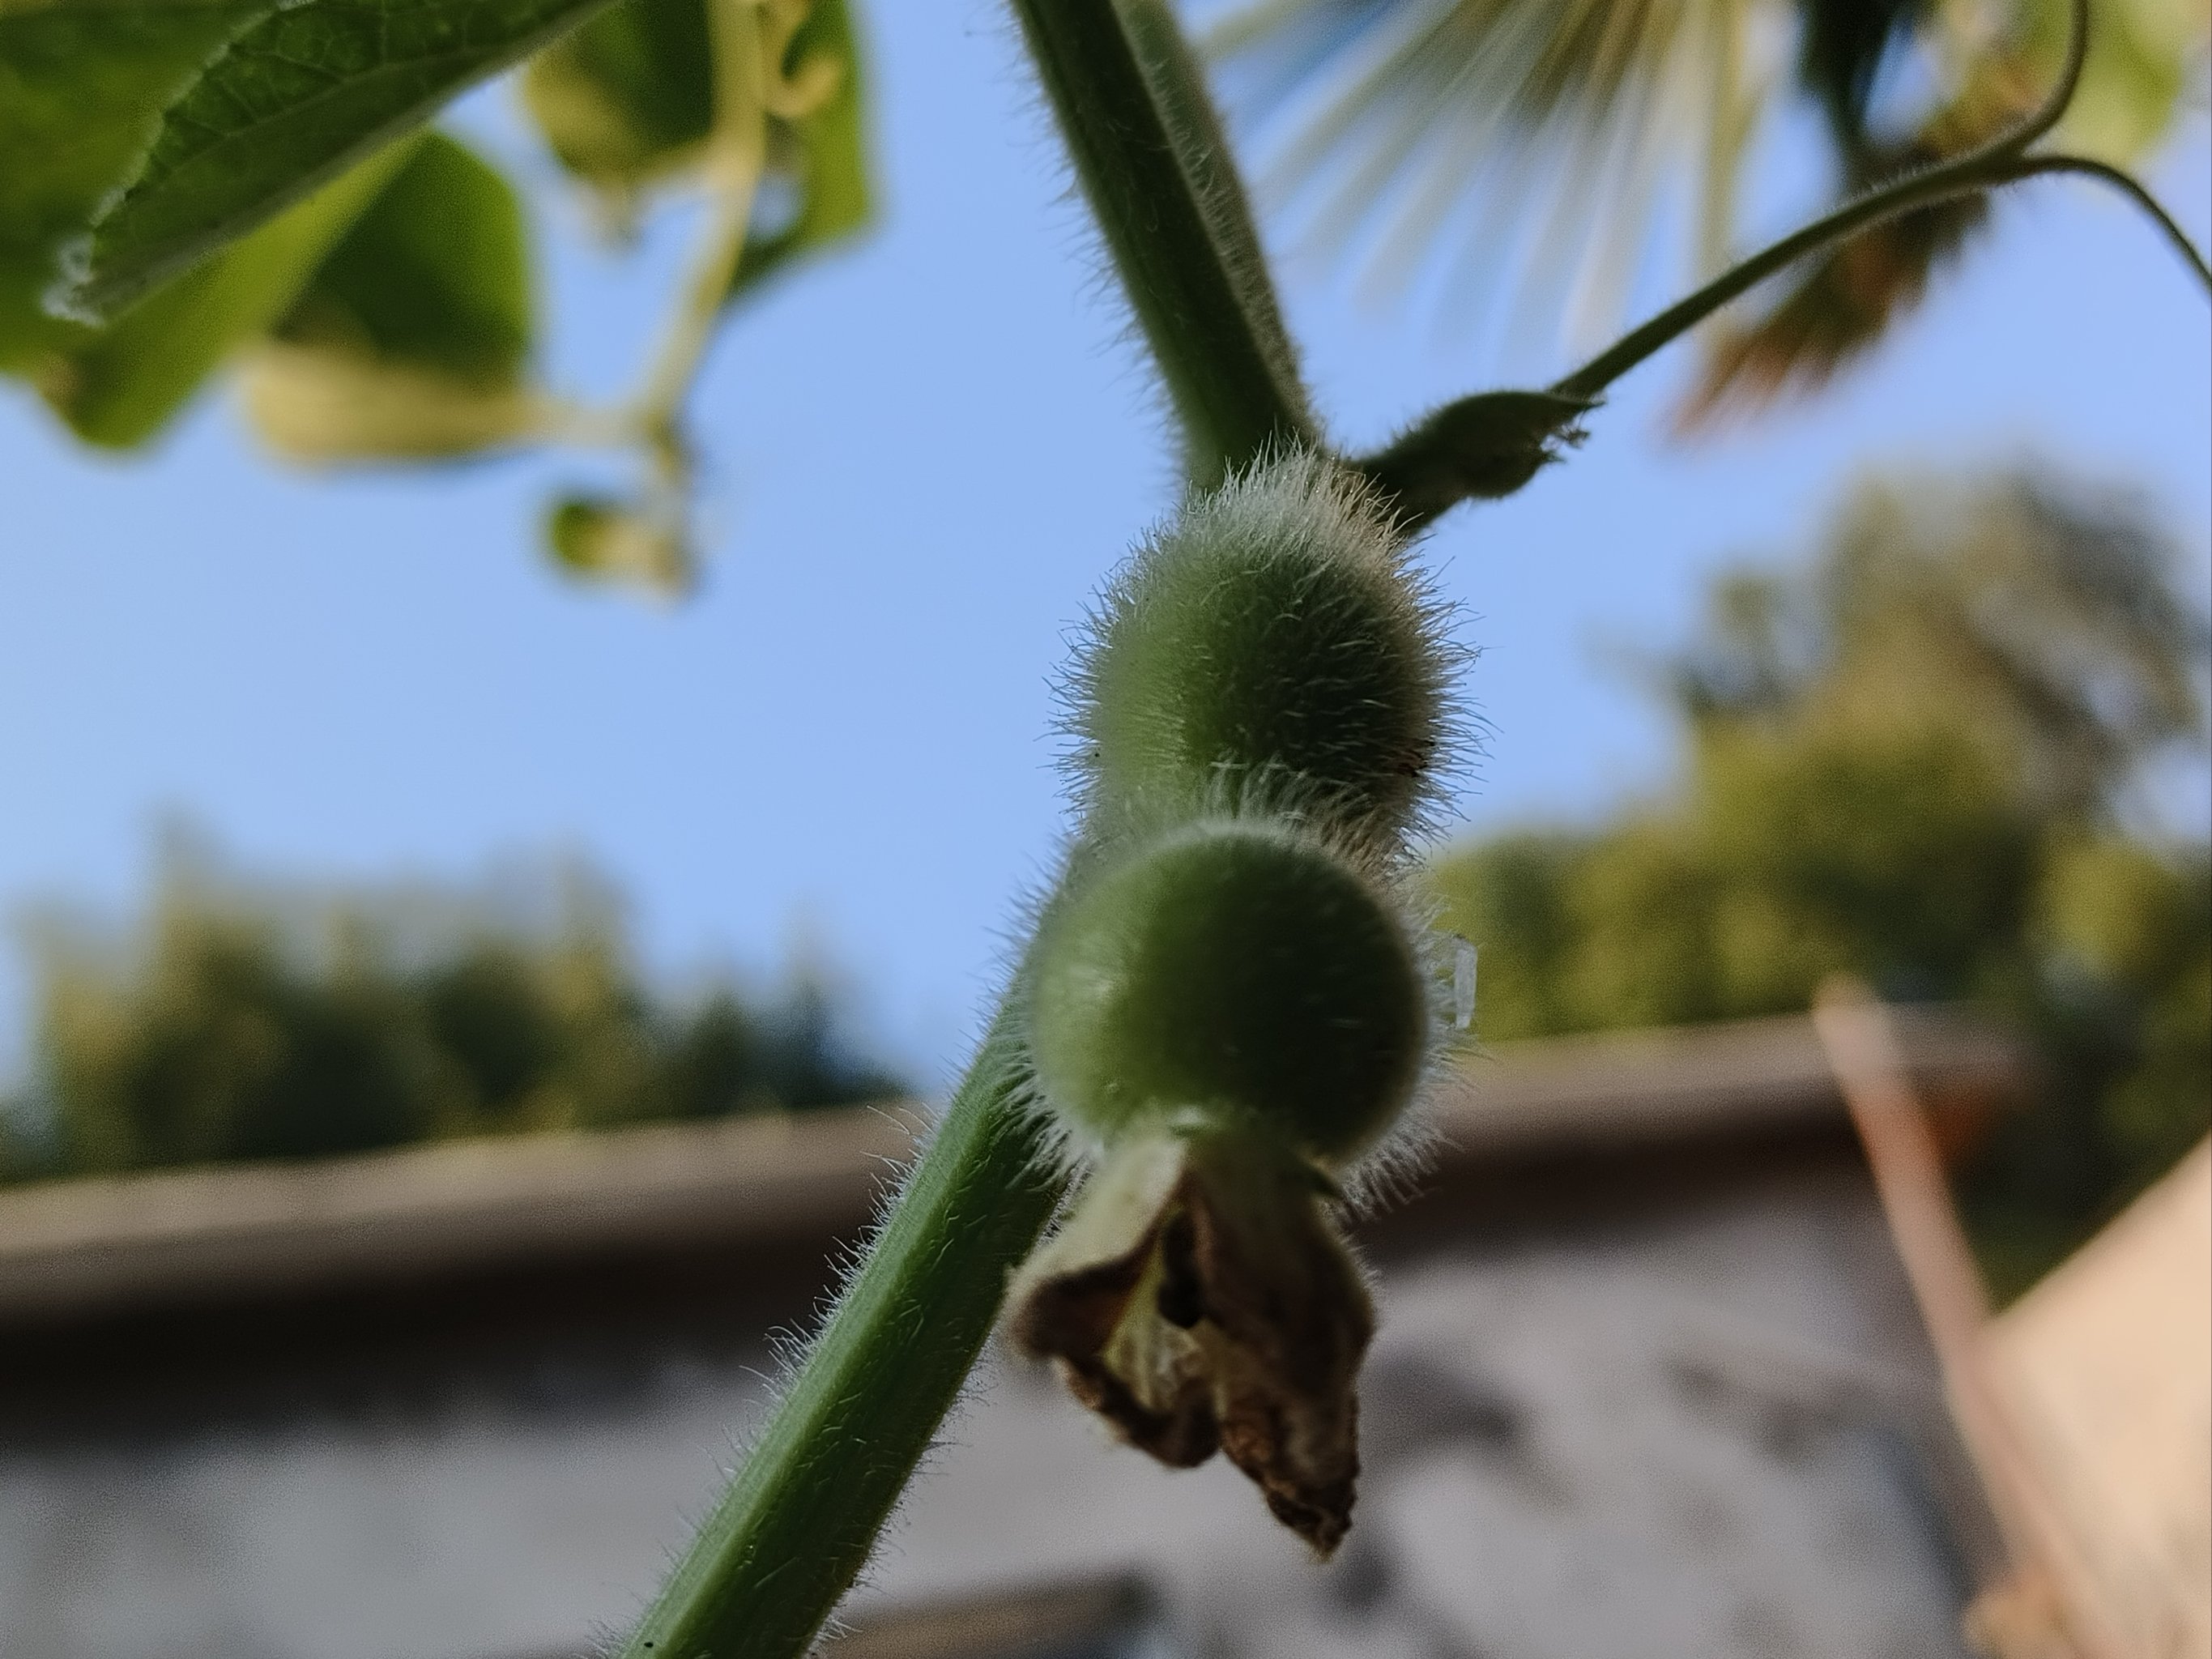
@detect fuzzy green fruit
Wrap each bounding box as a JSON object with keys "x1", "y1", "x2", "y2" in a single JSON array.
[
  {"x1": 1030, "y1": 817, "x2": 1427, "y2": 1162},
  {"x1": 1072, "y1": 451, "x2": 1454, "y2": 851}
]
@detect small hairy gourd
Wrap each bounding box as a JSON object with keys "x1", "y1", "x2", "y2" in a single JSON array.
[
  {"x1": 1030, "y1": 815, "x2": 1426, "y2": 1160},
  {"x1": 1009, "y1": 816, "x2": 1430, "y2": 1555},
  {"x1": 1071, "y1": 449, "x2": 1455, "y2": 855}
]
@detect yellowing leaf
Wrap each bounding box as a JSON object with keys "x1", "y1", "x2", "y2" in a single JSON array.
[{"x1": 243, "y1": 131, "x2": 543, "y2": 462}]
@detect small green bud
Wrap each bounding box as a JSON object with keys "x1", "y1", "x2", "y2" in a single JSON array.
[
  {"x1": 1071, "y1": 450, "x2": 1456, "y2": 852},
  {"x1": 1352, "y1": 389, "x2": 1592, "y2": 528},
  {"x1": 1029, "y1": 816, "x2": 1428, "y2": 1166},
  {"x1": 543, "y1": 490, "x2": 693, "y2": 596}
]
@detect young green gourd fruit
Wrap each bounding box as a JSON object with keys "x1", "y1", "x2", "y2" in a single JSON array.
[
  {"x1": 1010, "y1": 814, "x2": 1433, "y2": 1555},
  {"x1": 1029, "y1": 813, "x2": 1428, "y2": 1162},
  {"x1": 1070, "y1": 449, "x2": 1458, "y2": 856}
]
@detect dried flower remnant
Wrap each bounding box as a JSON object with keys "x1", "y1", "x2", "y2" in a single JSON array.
[
  {"x1": 1008, "y1": 1128, "x2": 1374, "y2": 1550},
  {"x1": 1011, "y1": 817, "x2": 1429, "y2": 1552}
]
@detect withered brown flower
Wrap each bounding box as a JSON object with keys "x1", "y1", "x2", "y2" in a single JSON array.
[{"x1": 1007, "y1": 1128, "x2": 1375, "y2": 1554}]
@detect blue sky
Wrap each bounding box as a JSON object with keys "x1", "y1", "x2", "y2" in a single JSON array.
[{"x1": 2, "y1": 6, "x2": 2207, "y2": 1086}]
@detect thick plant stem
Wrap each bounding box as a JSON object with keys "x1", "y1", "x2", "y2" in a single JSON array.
[
  {"x1": 611, "y1": 1005, "x2": 1062, "y2": 1659},
  {"x1": 1010, "y1": 0, "x2": 1318, "y2": 484},
  {"x1": 609, "y1": 5, "x2": 1313, "y2": 1652}
]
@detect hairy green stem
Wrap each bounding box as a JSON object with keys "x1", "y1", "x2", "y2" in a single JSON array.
[
  {"x1": 2001, "y1": 153, "x2": 2212, "y2": 292},
  {"x1": 611, "y1": 1005, "x2": 1062, "y2": 1659},
  {"x1": 1551, "y1": 167, "x2": 2006, "y2": 401},
  {"x1": 1546, "y1": 0, "x2": 2210, "y2": 390},
  {"x1": 606, "y1": 3, "x2": 1317, "y2": 1649},
  {"x1": 1358, "y1": 0, "x2": 2197, "y2": 526},
  {"x1": 1009, "y1": 0, "x2": 1317, "y2": 483},
  {"x1": 596, "y1": 0, "x2": 2207, "y2": 1644},
  {"x1": 1551, "y1": 0, "x2": 2090, "y2": 404},
  {"x1": 1357, "y1": 142, "x2": 2206, "y2": 531}
]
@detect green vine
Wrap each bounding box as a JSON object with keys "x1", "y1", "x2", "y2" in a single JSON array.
[
  {"x1": 1353, "y1": 0, "x2": 2210, "y2": 530},
  {"x1": 607, "y1": 0, "x2": 2208, "y2": 1652}
]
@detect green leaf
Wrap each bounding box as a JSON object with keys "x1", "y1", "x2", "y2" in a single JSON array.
[
  {"x1": 44, "y1": 138, "x2": 414, "y2": 449},
  {"x1": 0, "y1": 0, "x2": 275, "y2": 371},
  {"x1": 519, "y1": 0, "x2": 714, "y2": 198},
  {"x1": 244, "y1": 350, "x2": 544, "y2": 460},
  {"x1": 518, "y1": 0, "x2": 871, "y2": 293},
  {"x1": 243, "y1": 130, "x2": 542, "y2": 461},
  {"x1": 729, "y1": 0, "x2": 872, "y2": 301},
  {"x1": 2040, "y1": 0, "x2": 2205, "y2": 162},
  {"x1": 275, "y1": 130, "x2": 531, "y2": 382},
  {"x1": 62, "y1": 0, "x2": 621, "y2": 321}
]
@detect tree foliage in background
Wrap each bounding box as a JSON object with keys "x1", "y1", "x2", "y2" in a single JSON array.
[
  {"x1": 0, "y1": 847, "x2": 899, "y2": 1181},
  {"x1": 1433, "y1": 470, "x2": 2211, "y2": 1298}
]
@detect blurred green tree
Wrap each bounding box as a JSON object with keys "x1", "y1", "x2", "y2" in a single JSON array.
[
  {"x1": 1433, "y1": 471, "x2": 2210, "y2": 1299},
  {"x1": 0, "y1": 845, "x2": 901, "y2": 1179}
]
